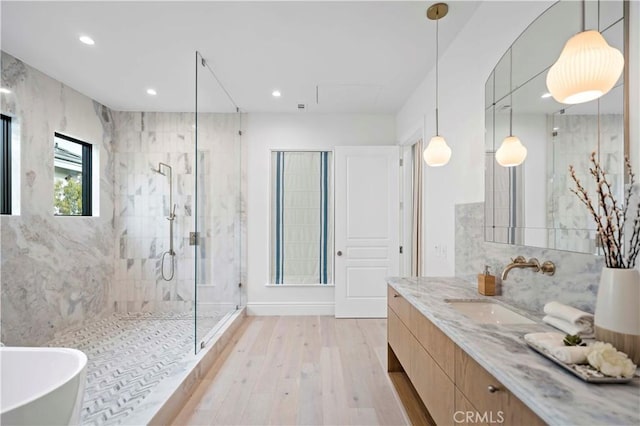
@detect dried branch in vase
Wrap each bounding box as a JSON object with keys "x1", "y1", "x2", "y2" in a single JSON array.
[{"x1": 569, "y1": 153, "x2": 640, "y2": 268}]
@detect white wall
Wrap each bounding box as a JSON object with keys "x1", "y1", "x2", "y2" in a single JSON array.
[
  {"x1": 396, "y1": 1, "x2": 555, "y2": 276},
  {"x1": 245, "y1": 113, "x2": 396, "y2": 315}
]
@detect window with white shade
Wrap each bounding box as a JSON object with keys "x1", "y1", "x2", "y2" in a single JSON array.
[{"x1": 270, "y1": 151, "x2": 333, "y2": 285}]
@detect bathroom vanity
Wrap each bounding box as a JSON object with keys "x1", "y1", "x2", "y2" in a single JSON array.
[{"x1": 387, "y1": 277, "x2": 640, "y2": 426}]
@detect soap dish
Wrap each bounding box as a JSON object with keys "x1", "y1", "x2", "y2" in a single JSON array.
[{"x1": 526, "y1": 341, "x2": 634, "y2": 384}]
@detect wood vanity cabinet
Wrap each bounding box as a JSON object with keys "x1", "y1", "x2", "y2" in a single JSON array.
[
  {"x1": 387, "y1": 285, "x2": 545, "y2": 426},
  {"x1": 388, "y1": 308, "x2": 412, "y2": 373},
  {"x1": 387, "y1": 287, "x2": 454, "y2": 425},
  {"x1": 388, "y1": 285, "x2": 412, "y2": 326},
  {"x1": 410, "y1": 335, "x2": 455, "y2": 425},
  {"x1": 454, "y1": 346, "x2": 545, "y2": 426},
  {"x1": 412, "y1": 305, "x2": 455, "y2": 378}
]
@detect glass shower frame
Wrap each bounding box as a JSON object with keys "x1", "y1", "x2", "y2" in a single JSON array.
[{"x1": 194, "y1": 51, "x2": 243, "y2": 353}]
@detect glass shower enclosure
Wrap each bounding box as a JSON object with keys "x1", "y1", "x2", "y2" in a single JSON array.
[{"x1": 194, "y1": 51, "x2": 243, "y2": 352}]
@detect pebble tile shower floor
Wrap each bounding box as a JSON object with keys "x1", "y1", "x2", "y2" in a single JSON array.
[{"x1": 47, "y1": 312, "x2": 224, "y2": 426}]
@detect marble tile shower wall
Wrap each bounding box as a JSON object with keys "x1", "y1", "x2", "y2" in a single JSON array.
[
  {"x1": 111, "y1": 112, "x2": 243, "y2": 313},
  {"x1": 455, "y1": 202, "x2": 604, "y2": 314},
  {"x1": 0, "y1": 52, "x2": 115, "y2": 346},
  {"x1": 111, "y1": 111, "x2": 192, "y2": 313}
]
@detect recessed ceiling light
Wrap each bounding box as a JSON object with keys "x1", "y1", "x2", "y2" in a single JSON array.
[
  {"x1": 541, "y1": 92, "x2": 553, "y2": 99},
  {"x1": 146, "y1": 88, "x2": 157, "y2": 96},
  {"x1": 272, "y1": 90, "x2": 281, "y2": 98},
  {"x1": 79, "y1": 35, "x2": 95, "y2": 46},
  {"x1": 0, "y1": 87, "x2": 11, "y2": 94}
]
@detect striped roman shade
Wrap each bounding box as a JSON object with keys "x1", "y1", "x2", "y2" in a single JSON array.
[{"x1": 271, "y1": 151, "x2": 333, "y2": 285}]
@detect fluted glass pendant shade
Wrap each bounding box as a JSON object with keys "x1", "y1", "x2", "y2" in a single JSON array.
[
  {"x1": 546, "y1": 30, "x2": 624, "y2": 104},
  {"x1": 496, "y1": 136, "x2": 527, "y2": 167},
  {"x1": 423, "y1": 135, "x2": 451, "y2": 167}
]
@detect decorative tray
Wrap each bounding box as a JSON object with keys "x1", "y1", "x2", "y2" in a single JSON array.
[{"x1": 526, "y1": 342, "x2": 634, "y2": 384}]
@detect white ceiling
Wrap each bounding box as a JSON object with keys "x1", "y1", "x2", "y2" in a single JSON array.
[{"x1": 1, "y1": 1, "x2": 480, "y2": 113}]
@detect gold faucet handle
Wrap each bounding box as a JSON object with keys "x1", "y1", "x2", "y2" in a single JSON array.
[
  {"x1": 511, "y1": 256, "x2": 526, "y2": 263},
  {"x1": 528, "y1": 258, "x2": 541, "y2": 271},
  {"x1": 540, "y1": 261, "x2": 556, "y2": 276}
]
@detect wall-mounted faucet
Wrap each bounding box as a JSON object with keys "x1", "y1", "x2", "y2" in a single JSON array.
[{"x1": 501, "y1": 256, "x2": 555, "y2": 280}]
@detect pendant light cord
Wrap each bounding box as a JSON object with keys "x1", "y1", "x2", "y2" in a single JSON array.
[
  {"x1": 435, "y1": 9, "x2": 439, "y2": 136},
  {"x1": 509, "y1": 48, "x2": 513, "y2": 136}
]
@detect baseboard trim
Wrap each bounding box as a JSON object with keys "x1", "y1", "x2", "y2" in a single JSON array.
[{"x1": 247, "y1": 302, "x2": 335, "y2": 316}]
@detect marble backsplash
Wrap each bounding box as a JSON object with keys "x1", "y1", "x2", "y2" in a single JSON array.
[
  {"x1": 1, "y1": 52, "x2": 115, "y2": 346},
  {"x1": 455, "y1": 202, "x2": 604, "y2": 314}
]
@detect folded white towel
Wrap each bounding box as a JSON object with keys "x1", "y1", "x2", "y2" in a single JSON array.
[
  {"x1": 524, "y1": 332, "x2": 566, "y2": 353},
  {"x1": 543, "y1": 315, "x2": 595, "y2": 338},
  {"x1": 543, "y1": 301, "x2": 594, "y2": 335},
  {"x1": 550, "y1": 346, "x2": 590, "y2": 364},
  {"x1": 524, "y1": 332, "x2": 565, "y2": 342}
]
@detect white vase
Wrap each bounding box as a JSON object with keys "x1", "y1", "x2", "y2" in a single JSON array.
[{"x1": 594, "y1": 267, "x2": 640, "y2": 364}]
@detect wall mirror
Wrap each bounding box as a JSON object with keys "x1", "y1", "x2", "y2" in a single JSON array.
[{"x1": 484, "y1": 0, "x2": 628, "y2": 253}]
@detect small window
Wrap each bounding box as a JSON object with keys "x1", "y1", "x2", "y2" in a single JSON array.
[
  {"x1": 54, "y1": 133, "x2": 92, "y2": 216},
  {"x1": 1, "y1": 114, "x2": 11, "y2": 215}
]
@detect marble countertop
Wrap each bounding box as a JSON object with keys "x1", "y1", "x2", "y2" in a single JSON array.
[{"x1": 387, "y1": 276, "x2": 640, "y2": 426}]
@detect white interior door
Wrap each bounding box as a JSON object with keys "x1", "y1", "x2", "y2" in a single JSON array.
[{"x1": 334, "y1": 146, "x2": 400, "y2": 318}]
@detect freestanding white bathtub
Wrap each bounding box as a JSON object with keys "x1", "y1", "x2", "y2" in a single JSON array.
[{"x1": 0, "y1": 347, "x2": 87, "y2": 426}]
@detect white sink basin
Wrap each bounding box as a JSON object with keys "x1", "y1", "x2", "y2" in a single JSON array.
[{"x1": 446, "y1": 300, "x2": 535, "y2": 325}]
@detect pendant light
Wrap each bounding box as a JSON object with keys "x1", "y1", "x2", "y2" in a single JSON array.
[
  {"x1": 423, "y1": 3, "x2": 451, "y2": 167},
  {"x1": 496, "y1": 51, "x2": 527, "y2": 167},
  {"x1": 546, "y1": 0, "x2": 624, "y2": 105}
]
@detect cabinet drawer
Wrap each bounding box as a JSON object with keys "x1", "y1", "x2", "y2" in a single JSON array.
[
  {"x1": 411, "y1": 338, "x2": 455, "y2": 426},
  {"x1": 388, "y1": 308, "x2": 412, "y2": 371},
  {"x1": 502, "y1": 392, "x2": 546, "y2": 426},
  {"x1": 388, "y1": 285, "x2": 411, "y2": 327},
  {"x1": 455, "y1": 345, "x2": 508, "y2": 416},
  {"x1": 454, "y1": 388, "x2": 489, "y2": 426},
  {"x1": 413, "y1": 308, "x2": 455, "y2": 379},
  {"x1": 454, "y1": 346, "x2": 544, "y2": 426}
]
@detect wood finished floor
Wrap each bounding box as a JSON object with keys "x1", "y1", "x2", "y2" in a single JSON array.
[{"x1": 172, "y1": 316, "x2": 410, "y2": 426}]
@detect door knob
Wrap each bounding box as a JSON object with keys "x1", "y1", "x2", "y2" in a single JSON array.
[
  {"x1": 487, "y1": 385, "x2": 499, "y2": 393},
  {"x1": 337, "y1": 251, "x2": 343, "y2": 256}
]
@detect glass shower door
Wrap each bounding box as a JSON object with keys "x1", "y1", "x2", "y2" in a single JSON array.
[{"x1": 194, "y1": 51, "x2": 242, "y2": 352}]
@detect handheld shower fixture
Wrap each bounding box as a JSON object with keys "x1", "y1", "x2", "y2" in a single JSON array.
[{"x1": 152, "y1": 162, "x2": 176, "y2": 281}]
